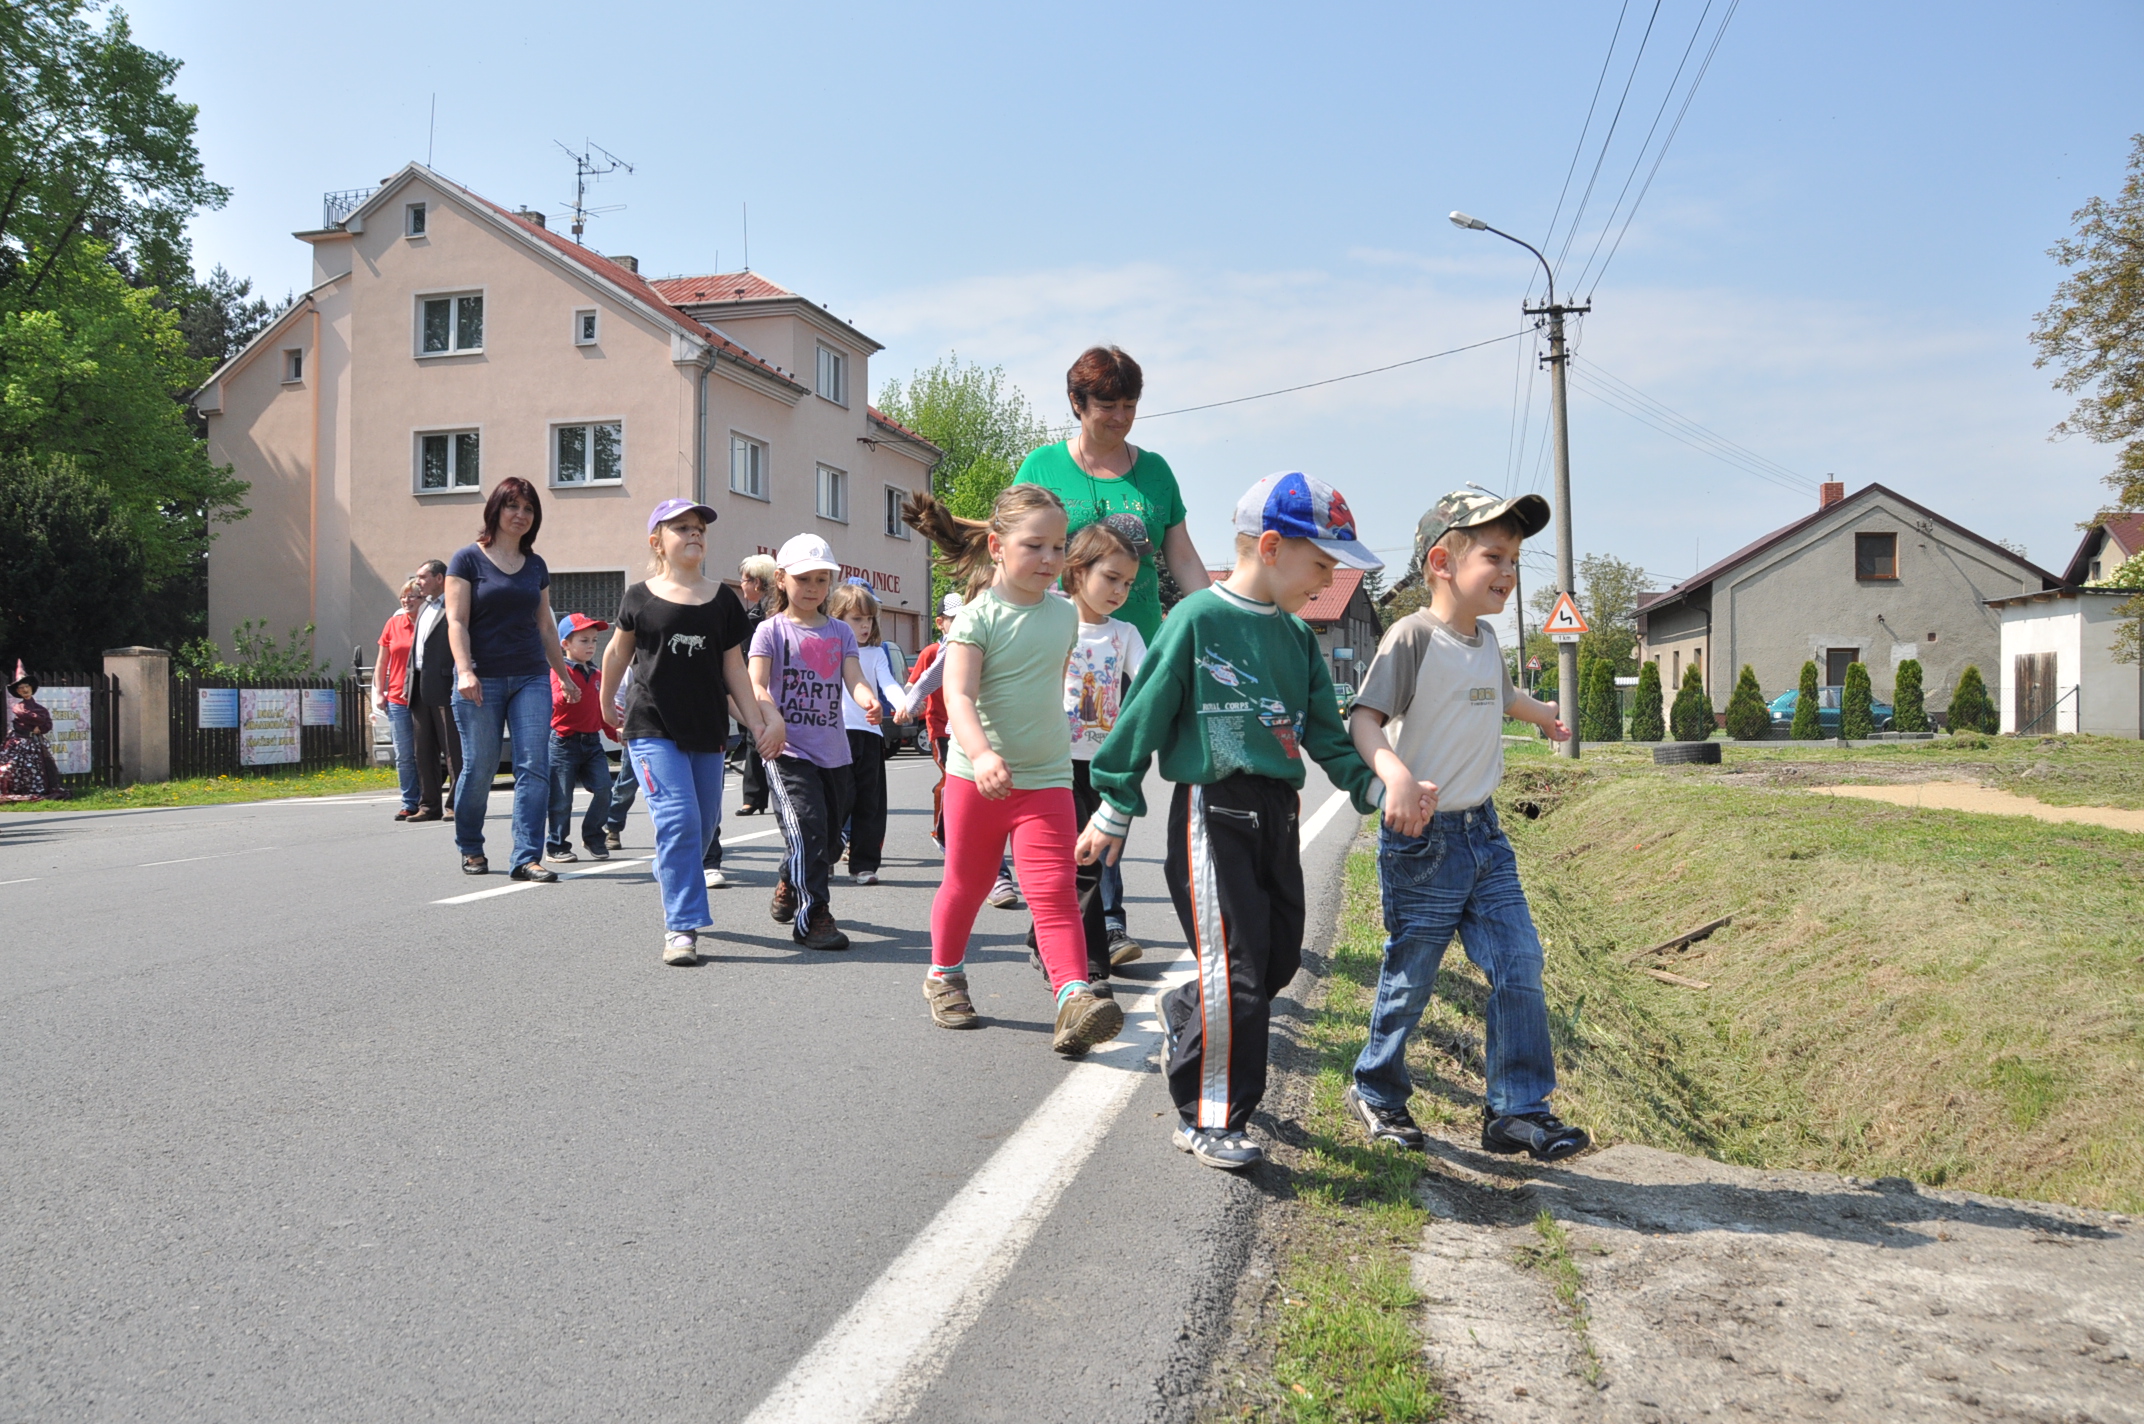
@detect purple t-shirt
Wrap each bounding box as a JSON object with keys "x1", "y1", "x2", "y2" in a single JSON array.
[{"x1": 750, "y1": 613, "x2": 860, "y2": 768}]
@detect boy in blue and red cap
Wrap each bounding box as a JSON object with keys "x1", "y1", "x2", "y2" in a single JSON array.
[
  {"x1": 545, "y1": 612, "x2": 612, "y2": 862},
  {"x1": 1078, "y1": 472, "x2": 1436, "y2": 1171}
]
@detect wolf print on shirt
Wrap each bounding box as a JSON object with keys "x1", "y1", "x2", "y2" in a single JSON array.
[{"x1": 668, "y1": 633, "x2": 707, "y2": 656}]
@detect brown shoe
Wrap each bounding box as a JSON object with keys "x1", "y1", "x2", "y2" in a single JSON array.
[
  {"x1": 1052, "y1": 990, "x2": 1125, "y2": 1057},
  {"x1": 924, "y1": 973, "x2": 980, "y2": 1029},
  {"x1": 793, "y1": 906, "x2": 849, "y2": 952},
  {"x1": 769, "y1": 880, "x2": 798, "y2": 924}
]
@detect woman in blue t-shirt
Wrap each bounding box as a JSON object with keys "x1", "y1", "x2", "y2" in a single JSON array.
[{"x1": 445, "y1": 477, "x2": 582, "y2": 877}]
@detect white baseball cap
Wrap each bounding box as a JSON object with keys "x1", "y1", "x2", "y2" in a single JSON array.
[
  {"x1": 776, "y1": 533, "x2": 841, "y2": 575},
  {"x1": 940, "y1": 593, "x2": 964, "y2": 616}
]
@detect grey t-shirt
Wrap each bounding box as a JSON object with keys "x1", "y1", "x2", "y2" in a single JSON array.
[{"x1": 1352, "y1": 610, "x2": 1518, "y2": 813}]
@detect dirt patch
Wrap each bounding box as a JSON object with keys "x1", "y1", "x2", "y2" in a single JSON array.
[
  {"x1": 1813, "y1": 780, "x2": 2144, "y2": 832},
  {"x1": 1410, "y1": 1138, "x2": 2142, "y2": 1423}
]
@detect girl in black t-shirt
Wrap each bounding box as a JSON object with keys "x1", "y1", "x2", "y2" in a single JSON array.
[{"x1": 600, "y1": 499, "x2": 784, "y2": 965}]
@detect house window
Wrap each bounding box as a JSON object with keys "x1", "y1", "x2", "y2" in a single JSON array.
[
  {"x1": 418, "y1": 293, "x2": 484, "y2": 355},
  {"x1": 816, "y1": 344, "x2": 846, "y2": 405},
  {"x1": 884, "y1": 485, "x2": 911, "y2": 539},
  {"x1": 730, "y1": 434, "x2": 767, "y2": 499},
  {"x1": 281, "y1": 349, "x2": 304, "y2": 383},
  {"x1": 1855, "y1": 531, "x2": 1898, "y2": 580},
  {"x1": 416, "y1": 429, "x2": 480, "y2": 493},
  {"x1": 549, "y1": 570, "x2": 626, "y2": 628},
  {"x1": 574, "y1": 309, "x2": 598, "y2": 346},
  {"x1": 553, "y1": 421, "x2": 624, "y2": 486},
  {"x1": 405, "y1": 202, "x2": 427, "y2": 237},
  {"x1": 817, "y1": 464, "x2": 848, "y2": 522}
]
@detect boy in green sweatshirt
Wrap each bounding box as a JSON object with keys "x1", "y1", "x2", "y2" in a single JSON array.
[{"x1": 1079, "y1": 472, "x2": 1435, "y2": 1171}]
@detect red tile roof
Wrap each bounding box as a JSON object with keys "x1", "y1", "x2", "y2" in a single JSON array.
[
  {"x1": 649, "y1": 272, "x2": 795, "y2": 304},
  {"x1": 867, "y1": 406, "x2": 930, "y2": 446},
  {"x1": 2107, "y1": 512, "x2": 2144, "y2": 560},
  {"x1": 1200, "y1": 567, "x2": 1366, "y2": 624}
]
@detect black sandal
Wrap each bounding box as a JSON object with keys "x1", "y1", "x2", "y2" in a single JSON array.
[{"x1": 461, "y1": 855, "x2": 489, "y2": 875}]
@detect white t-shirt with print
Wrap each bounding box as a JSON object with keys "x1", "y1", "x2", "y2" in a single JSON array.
[
  {"x1": 841, "y1": 643, "x2": 906, "y2": 734},
  {"x1": 1351, "y1": 609, "x2": 1518, "y2": 812},
  {"x1": 1065, "y1": 616, "x2": 1147, "y2": 761}
]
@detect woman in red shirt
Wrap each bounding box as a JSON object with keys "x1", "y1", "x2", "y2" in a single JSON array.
[{"x1": 375, "y1": 579, "x2": 423, "y2": 820}]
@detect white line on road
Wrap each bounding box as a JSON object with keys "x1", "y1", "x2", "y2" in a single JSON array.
[
  {"x1": 432, "y1": 858, "x2": 648, "y2": 905},
  {"x1": 140, "y1": 846, "x2": 279, "y2": 868},
  {"x1": 0, "y1": 877, "x2": 36, "y2": 886},
  {"x1": 1299, "y1": 789, "x2": 1351, "y2": 846}
]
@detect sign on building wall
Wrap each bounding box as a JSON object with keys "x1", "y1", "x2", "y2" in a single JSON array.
[
  {"x1": 198, "y1": 688, "x2": 240, "y2": 729},
  {"x1": 42, "y1": 686, "x2": 93, "y2": 775},
  {"x1": 300, "y1": 689, "x2": 339, "y2": 726},
  {"x1": 239, "y1": 690, "x2": 301, "y2": 766}
]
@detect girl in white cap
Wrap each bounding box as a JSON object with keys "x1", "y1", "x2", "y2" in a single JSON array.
[{"x1": 748, "y1": 534, "x2": 883, "y2": 951}]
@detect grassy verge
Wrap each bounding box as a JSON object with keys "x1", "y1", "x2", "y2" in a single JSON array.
[{"x1": 1, "y1": 766, "x2": 398, "y2": 812}]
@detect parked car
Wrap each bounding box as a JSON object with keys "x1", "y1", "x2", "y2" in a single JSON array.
[
  {"x1": 1767, "y1": 686, "x2": 1895, "y2": 734},
  {"x1": 1334, "y1": 682, "x2": 1357, "y2": 714}
]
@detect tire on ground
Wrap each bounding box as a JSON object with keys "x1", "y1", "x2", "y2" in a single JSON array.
[{"x1": 1653, "y1": 741, "x2": 1722, "y2": 766}]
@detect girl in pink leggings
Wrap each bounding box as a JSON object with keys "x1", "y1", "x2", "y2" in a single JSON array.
[{"x1": 908, "y1": 485, "x2": 1125, "y2": 1056}]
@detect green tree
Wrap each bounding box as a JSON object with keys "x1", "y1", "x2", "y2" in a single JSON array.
[
  {"x1": 171, "y1": 620, "x2": 328, "y2": 681},
  {"x1": 1580, "y1": 654, "x2": 1621, "y2": 742},
  {"x1": 1790, "y1": 660, "x2": 1824, "y2": 739},
  {"x1": 0, "y1": 2, "x2": 229, "y2": 297},
  {"x1": 175, "y1": 263, "x2": 282, "y2": 367},
  {"x1": 1840, "y1": 661, "x2": 1874, "y2": 739},
  {"x1": 1528, "y1": 552, "x2": 1650, "y2": 673},
  {"x1": 0, "y1": 451, "x2": 145, "y2": 668},
  {"x1": 1894, "y1": 658, "x2": 1928, "y2": 733},
  {"x1": 1948, "y1": 664, "x2": 1997, "y2": 734},
  {"x1": 2030, "y1": 133, "x2": 2144, "y2": 513},
  {"x1": 1669, "y1": 662, "x2": 1715, "y2": 741},
  {"x1": 1724, "y1": 664, "x2": 1770, "y2": 740},
  {"x1": 1627, "y1": 660, "x2": 1665, "y2": 740}
]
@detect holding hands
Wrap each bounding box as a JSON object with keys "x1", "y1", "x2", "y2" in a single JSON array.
[{"x1": 1378, "y1": 773, "x2": 1441, "y2": 838}]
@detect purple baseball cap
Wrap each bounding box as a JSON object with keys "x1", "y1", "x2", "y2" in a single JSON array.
[
  {"x1": 1232, "y1": 472, "x2": 1384, "y2": 572},
  {"x1": 647, "y1": 497, "x2": 717, "y2": 533}
]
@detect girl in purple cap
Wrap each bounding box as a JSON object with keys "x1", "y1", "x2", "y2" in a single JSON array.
[{"x1": 600, "y1": 499, "x2": 783, "y2": 966}]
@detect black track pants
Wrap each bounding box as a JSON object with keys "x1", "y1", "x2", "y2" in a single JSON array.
[{"x1": 768, "y1": 756, "x2": 855, "y2": 930}]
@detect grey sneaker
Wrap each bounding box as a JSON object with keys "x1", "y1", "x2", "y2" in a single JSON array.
[
  {"x1": 1481, "y1": 1109, "x2": 1591, "y2": 1162},
  {"x1": 924, "y1": 973, "x2": 980, "y2": 1029},
  {"x1": 1051, "y1": 989, "x2": 1124, "y2": 1056},
  {"x1": 987, "y1": 876, "x2": 1022, "y2": 909},
  {"x1": 548, "y1": 845, "x2": 578, "y2": 863},
  {"x1": 1345, "y1": 1083, "x2": 1425, "y2": 1150},
  {"x1": 662, "y1": 932, "x2": 698, "y2": 966},
  {"x1": 704, "y1": 866, "x2": 727, "y2": 889},
  {"x1": 853, "y1": 870, "x2": 879, "y2": 885},
  {"x1": 1172, "y1": 1122, "x2": 1263, "y2": 1171}
]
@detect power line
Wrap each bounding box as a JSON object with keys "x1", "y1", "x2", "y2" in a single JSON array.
[
  {"x1": 1550, "y1": 0, "x2": 1665, "y2": 278},
  {"x1": 1579, "y1": 361, "x2": 1812, "y2": 489},
  {"x1": 1540, "y1": 0, "x2": 1634, "y2": 255},
  {"x1": 1136, "y1": 330, "x2": 1529, "y2": 420},
  {"x1": 1566, "y1": 364, "x2": 1816, "y2": 496}
]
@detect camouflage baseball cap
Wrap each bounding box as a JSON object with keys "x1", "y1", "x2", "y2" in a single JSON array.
[{"x1": 1413, "y1": 490, "x2": 1551, "y2": 571}]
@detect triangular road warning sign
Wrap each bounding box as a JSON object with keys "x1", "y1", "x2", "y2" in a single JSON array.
[{"x1": 1541, "y1": 592, "x2": 1588, "y2": 636}]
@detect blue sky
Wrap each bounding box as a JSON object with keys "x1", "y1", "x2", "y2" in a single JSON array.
[{"x1": 130, "y1": 0, "x2": 2142, "y2": 633}]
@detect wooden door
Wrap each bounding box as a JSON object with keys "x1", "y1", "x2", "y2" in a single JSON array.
[{"x1": 2014, "y1": 652, "x2": 2057, "y2": 733}]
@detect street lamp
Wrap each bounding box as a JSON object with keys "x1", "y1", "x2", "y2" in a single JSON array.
[{"x1": 1451, "y1": 210, "x2": 1588, "y2": 758}]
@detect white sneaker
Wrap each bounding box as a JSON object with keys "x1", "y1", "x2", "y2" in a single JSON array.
[
  {"x1": 853, "y1": 870, "x2": 878, "y2": 885},
  {"x1": 662, "y1": 932, "x2": 699, "y2": 966},
  {"x1": 987, "y1": 876, "x2": 1022, "y2": 909},
  {"x1": 704, "y1": 867, "x2": 727, "y2": 889}
]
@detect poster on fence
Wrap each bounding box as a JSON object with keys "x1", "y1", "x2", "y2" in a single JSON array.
[
  {"x1": 300, "y1": 689, "x2": 339, "y2": 727},
  {"x1": 239, "y1": 690, "x2": 301, "y2": 766},
  {"x1": 197, "y1": 687, "x2": 239, "y2": 729},
  {"x1": 42, "y1": 686, "x2": 93, "y2": 775}
]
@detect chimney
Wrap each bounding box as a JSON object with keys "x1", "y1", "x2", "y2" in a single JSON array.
[
  {"x1": 515, "y1": 208, "x2": 546, "y2": 229},
  {"x1": 611, "y1": 254, "x2": 639, "y2": 274},
  {"x1": 1820, "y1": 480, "x2": 1845, "y2": 510}
]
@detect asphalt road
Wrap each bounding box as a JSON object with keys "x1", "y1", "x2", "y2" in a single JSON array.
[{"x1": 1, "y1": 750, "x2": 1359, "y2": 1423}]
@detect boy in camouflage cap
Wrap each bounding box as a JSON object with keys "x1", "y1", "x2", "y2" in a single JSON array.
[{"x1": 1340, "y1": 487, "x2": 1593, "y2": 1162}]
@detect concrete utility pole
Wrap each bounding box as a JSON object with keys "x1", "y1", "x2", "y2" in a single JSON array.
[{"x1": 1451, "y1": 212, "x2": 1590, "y2": 758}]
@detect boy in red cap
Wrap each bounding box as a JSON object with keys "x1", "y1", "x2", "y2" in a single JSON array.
[{"x1": 546, "y1": 612, "x2": 613, "y2": 862}]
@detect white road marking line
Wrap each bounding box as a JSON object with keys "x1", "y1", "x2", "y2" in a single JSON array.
[
  {"x1": 1299, "y1": 789, "x2": 1351, "y2": 846},
  {"x1": 0, "y1": 877, "x2": 36, "y2": 886},
  {"x1": 720, "y1": 827, "x2": 782, "y2": 845},
  {"x1": 742, "y1": 970, "x2": 1185, "y2": 1424},
  {"x1": 140, "y1": 846, "x2": 279, "y2": 868},
  {"x1": 432, "y1": 858, "x2": 648, "y2": 905}
]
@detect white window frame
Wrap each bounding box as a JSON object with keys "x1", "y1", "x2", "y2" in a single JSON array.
[
  {"x1": 816, "y1": 464, "x2": 848, "y2": 523},
  {"x1": 404, "y1": 202, "x2": 427, "y2": 237},
  {"x1": 550, "y1": 419, "x2": 626, "y2": 488},
  {"x1": 573, "y1": 308, "x2": 599, "y2": 346},
  {"x1": 883, "y1": 484, "x2": 910, "y2": 539},
  {"x1": 729, "y1": 432, "x2": 768, "y2": 500},
  {"x1": 414, "y1": 288, "x2": 485, "y2": 358},
  {"x1": 413, "y1": 426, "x2": 482, "y2": 495},
  {"x1": 815, "y1": 343, "x2": 847, "y2": 406},
  {"x1": 281, "y1": 349, "x2": 304, "y2": 384}
]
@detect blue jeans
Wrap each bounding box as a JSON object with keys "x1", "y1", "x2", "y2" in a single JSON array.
[
  {"x1": 547, "y1": 732, "x2": 612, "y2": 853},
  {"x1": 1100, "y1": 859, "x2": 1125, "y2": 932},
  {"x1": 383, "y1": 701, "x2": 419, "y2": 812},
  {"x1": 1352, "y1": 799, "x2": 1558, "y2": 1119},
  {"x1": 629, "y1": 738, "x2": 726, "y2": 932},
  {"x1": 450, "y1": 674, "x2": 553, "y2": 869}
]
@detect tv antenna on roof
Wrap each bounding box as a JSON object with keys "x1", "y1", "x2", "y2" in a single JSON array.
[{"x1": 554, "y1": 139, "x2": 634, "y2": 245}]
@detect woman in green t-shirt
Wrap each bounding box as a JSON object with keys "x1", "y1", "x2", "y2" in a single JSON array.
[{"x1": 1013, "y1": 345, "x2": 1213, "y2": 643}]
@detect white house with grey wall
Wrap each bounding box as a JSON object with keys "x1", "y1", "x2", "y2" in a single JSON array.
[{"x1": 1634, "y1": 482, "x2": 2059, "y2": 715}]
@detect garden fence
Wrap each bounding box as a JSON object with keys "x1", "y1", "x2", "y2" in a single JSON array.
[
  {"x1": 168, "y1": 674, "x2": 369, "y2": 779},
  {"x1": 20, "y1": 671, "x2": 121, "y2": 789}
]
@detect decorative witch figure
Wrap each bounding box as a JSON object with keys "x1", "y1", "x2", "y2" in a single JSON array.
[{"x1": 0, "y1": 668, "x2": 66, "y2": 802}]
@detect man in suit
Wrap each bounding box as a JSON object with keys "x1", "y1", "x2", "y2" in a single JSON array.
[{"x1": 404, "y1": 559, "x2": 462, "y2": 820}]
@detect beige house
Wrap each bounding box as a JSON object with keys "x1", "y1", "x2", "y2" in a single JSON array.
[{"x1": 197, "y1": 163, "x2": 941, "y2": 665}]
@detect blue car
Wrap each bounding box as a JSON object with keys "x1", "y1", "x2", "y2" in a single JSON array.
[{"x1": 1768, "y1": 686, "x2": 1895, "y2": 734}]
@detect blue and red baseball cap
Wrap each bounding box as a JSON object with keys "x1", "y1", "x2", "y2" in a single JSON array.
[
  {"x1": 1232, "y1": 472, "x2": 1384, "y2": 572},
  {"x1": 557, "y1": 611, "x2": 610, "y2": 641}
]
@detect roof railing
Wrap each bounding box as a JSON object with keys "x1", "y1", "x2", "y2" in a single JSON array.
[{"x1": 322, "y1": 187, "x2": 379, "y2": 229}]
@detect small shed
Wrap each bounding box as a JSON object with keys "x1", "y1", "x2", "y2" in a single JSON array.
[{"x1": 1987, "y1": 588, "x2": 2142, "y2": 737}]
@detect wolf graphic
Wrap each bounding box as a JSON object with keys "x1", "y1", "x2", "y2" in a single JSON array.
[{"x1": 668, "y1": 633, "x2": 707, "y2": 656}]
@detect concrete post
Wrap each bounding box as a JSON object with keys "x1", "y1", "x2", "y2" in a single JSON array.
[{"x1": 102, "y1": 647, "x2": 171, "y2": 783}]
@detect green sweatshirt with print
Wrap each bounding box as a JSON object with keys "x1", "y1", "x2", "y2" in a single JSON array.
[{"x1": 1088, "y1": 585, "x2": 1380, "y2": 827}]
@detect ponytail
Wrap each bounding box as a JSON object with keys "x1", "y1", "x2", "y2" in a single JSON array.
[{"x1": 901, "y1": 485, "x2": 1068, "y2": 602}]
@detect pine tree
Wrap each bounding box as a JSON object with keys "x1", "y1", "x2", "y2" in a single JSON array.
[
  {"x1": 1948, "y1": 664, "x2": 1997, "y2": 734},
  {"x1": 1840, "y1": 661, "x2": 1875, "y2": 739},
  {"x1": 1628, "y1": 661, "x2": 1665, "y2": 741},
  {"x1": 1669, "y1": 662, "x2": 1716, "y2": 741},
  {"x1": 1790, "y1": 660, "x2": 1824, "y2": 740},
  {"x1": 1894, "y1": 658, "x2": 1928, "y2": 733},
  {"x1": 1724, "y1": 664, "x2": 1771, "y2": 740},
  {"x1": 1582, "y1": 657, "x2": 1622, "y2": 741}
]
